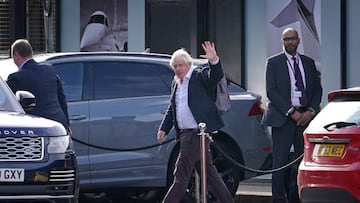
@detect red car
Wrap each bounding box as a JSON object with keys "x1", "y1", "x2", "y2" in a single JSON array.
[{"x1": 298, "y1": 87, "x2": 360, "y2": 203}]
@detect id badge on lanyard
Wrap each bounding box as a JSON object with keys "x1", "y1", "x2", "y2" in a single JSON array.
[{"x1": 294, "y1": 90, "x2": 302, "y2": 98}]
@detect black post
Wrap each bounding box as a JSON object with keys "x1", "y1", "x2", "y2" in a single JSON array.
[
  {"x1": 340, "y1": 0, "x2": 347, "y2": 88},
  {"x1": 9, "y1": 0, "x2": 26, "y2": 48}
]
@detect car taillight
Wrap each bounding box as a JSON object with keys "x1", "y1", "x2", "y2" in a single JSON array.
[{"x1": 248, "y1": 101, "x2": 264, "y2": 116}]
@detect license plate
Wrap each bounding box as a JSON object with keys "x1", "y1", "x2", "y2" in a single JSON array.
[
  {"x1": 316, "y1": 144, "x2": 345, "y2": 157},
  {"x1": 0, "y1": 168, "x2": 24, "y2": 182}
]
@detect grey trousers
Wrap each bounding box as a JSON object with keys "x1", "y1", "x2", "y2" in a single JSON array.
[{"x1": 162, "y1": 131, "x2": 234, "y2": 203}]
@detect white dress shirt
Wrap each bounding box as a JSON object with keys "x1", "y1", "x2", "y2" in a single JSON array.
[
  {"x1": 174, "y1": 66, "x2": 198, "y2": 130},
  {"x1": 285, "y1": 52, "x2": 306, "y2": 107}
]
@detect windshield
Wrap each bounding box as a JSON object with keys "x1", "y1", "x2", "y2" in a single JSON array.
[
  {"x1": 309, "y1": 101, "x2": 360, "y2": 128},
  {"x1": 0, "y1": 78, "x2": 24, "y2": 113}
]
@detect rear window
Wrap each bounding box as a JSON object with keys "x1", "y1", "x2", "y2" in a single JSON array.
[{"x1": 308, "y1": 101, "x2": 360, "y2": 128}]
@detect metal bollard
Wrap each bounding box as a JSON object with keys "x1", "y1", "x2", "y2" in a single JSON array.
[{"x1": 198, "y1": 122, "x2": 207, "y2": 203}]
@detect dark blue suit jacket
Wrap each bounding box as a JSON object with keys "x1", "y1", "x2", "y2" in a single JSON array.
[
  {"x1": 262, "y1": 52, "x2": 322, "y2": 127},
  {"x1": 7, "y1": 59, "x2": 70, "y2": 130},
  {"x1": 159, "y1": 61, "x2": 224, "y2": 138}
]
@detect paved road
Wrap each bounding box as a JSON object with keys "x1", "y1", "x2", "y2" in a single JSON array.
[
  {"x1": 235, "y1": 174, "x2": 272, "y2": 203},
  {"x1": 79, "y1": 174, "x2": 273, "y2": 203}
]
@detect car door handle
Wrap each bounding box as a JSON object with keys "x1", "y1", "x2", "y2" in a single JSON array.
[{"x1": 69, "y1": 115, "x2": 87, "y2": 121}]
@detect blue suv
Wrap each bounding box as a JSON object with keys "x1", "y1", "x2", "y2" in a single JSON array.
[
  {"x1": 0, "y1": 77, "x2": 78, "y2": 202},
  {"x1": 0, "y1": 52, "x2": 271, "y2": 202}
]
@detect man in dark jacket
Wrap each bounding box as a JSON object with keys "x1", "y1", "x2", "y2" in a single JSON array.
[
  {"x1": 7, "y1": 39, "x2": 70, "y2": 132},
  {"x1": 262, "y1": 28, "x2": 322, "y2": 203},
  {"x1": 157, "y1": 41, "x2": 234, "y2": 203}
]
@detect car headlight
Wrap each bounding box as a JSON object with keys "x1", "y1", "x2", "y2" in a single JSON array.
[{"x1": 48, "y1": 135, "x2": 70, "y2": 154}]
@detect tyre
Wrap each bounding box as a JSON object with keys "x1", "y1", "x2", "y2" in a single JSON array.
[
  {"x1": 79, "y1": 192, "x2": 110, "y2": 203},
  {"x1": 209, "y1": 135, "x2": 244, "y2": 196}
]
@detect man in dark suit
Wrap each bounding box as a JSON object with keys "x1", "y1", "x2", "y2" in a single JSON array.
[
  {"x1": 262, "y1": 28, "x2": 322, "y2": 203},
  {"x1": 7, "y1": 39, "x2": 70, "y2": 132},
  {"x1": 157, "y1": 41, "x2": 234, "y2": 203}
]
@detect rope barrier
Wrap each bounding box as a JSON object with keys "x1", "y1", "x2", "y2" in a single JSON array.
[
  {"x1": 211, "y1": 141, "x2": 304, "y2": 174},
  {"x1": 71, "y1": 137, "x2": 176, "y2": 151},
  {"x1": 71, "y1": 136, "x2": 302, "y2": 173}
]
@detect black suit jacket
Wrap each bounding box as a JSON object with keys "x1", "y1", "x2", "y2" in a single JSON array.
[
  {"x1": 7, "y1": 59, "x2": 70, "y2": 130},
  {"x1": 159, "y1": 61, "x2": 224, "y2": 138},
  {"x1": 262, "y1": 52, "x2": 322, "y2": 127}
]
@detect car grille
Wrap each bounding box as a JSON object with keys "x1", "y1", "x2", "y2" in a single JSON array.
[
  {"x1": 49, "y1": 170, "x2": 76, "y2": 182},
  {"x1": 0, "y1": 137, "x2": 43, "y2": 161}
]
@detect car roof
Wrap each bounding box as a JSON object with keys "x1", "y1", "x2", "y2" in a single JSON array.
[
  {"x1": 0, "y1": 51, "x2": 208, "y2": 79},
  {"x1": 34, "y1": 51, "x2": 171, "y2": 61},
  {"x1": 328, "y1": 87, "x2": 360, "y2": 102},
  {"x1": 33, "y1": 52, "x2": 209, "y2": 66}
]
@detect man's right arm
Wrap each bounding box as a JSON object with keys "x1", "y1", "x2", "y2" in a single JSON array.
[
  {"x1": 159, "y1": 102, "x2": 174, "y2": 133},
  {"x1": 6, "y1": 73, "x2": 19, "y2": 93},
  {"x1": 265, "y1": 57, "x2": 293, "y2": 116}
]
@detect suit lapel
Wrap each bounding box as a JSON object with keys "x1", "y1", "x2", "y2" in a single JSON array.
[
  {"x1": 170, "y1": 80, "x2": 177, "y2": 107},
  {"x1": 281, "y1": 54, "x2": 292, "y2": 92}
]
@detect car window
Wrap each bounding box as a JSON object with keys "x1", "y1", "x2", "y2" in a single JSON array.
[
  {"x1": 309, "y1": 101, "x2": 360, "y2": 128},
  {"x1": 55, "y1": 63, "x2": 84, "y2": 102},
  {"x1": 91, "y1": 62, "x2": 173, "y2": 99},
  {"x1": 0, "y1": 78, "x2": 24, "y2": 112}
]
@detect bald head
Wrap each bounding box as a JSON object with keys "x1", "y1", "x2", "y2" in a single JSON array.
[
  {"x1": 281, "y1": 28, "x2": 300, "y2": 56},
  {"x1": 282, "y1": 28, "x2": 298, "y2": 39}
]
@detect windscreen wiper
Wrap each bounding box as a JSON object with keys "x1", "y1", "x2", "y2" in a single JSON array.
[{"x1": 324, "y1": 121, "x2": 357, "y2": 131}]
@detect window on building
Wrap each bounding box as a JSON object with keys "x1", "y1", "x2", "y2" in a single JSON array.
[
  {"x1": 0, "y1": 1, "x2": 10, "y2": 57},
  {"x1": 0, "y1": 0, "x2": 58, "y2": 57}
]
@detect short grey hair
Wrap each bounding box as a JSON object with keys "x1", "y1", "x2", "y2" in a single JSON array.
[{"x1": 11, "y1": 39, "x2": 33, "y2": 58}]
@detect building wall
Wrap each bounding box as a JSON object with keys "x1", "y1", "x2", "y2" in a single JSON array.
[
  {"x1": 245, "y1": 0, "x2": 351, "y2": 107},
  {"x1": 244, "y1": 0, "x2": 267, "y2": 105},
  {"x1": 60, "y1": 0, "x2": 80, "y2": 51},
  {"x1": 128, "y1": 0, "x2": 145, "y2": 52},
  {"x1": 347, "y1": 0, "x2": 360, "y2": 88},
  {"x1": 59, "y1": 0, "x2": 360, "y2": 107},
  {"x1": 320, "y1": 0, "x2": 341, "y2": 106}
]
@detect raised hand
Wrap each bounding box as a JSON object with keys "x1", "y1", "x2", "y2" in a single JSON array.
[{"x1": 200, "y1": 41, "x2": 219, "y2": 63}]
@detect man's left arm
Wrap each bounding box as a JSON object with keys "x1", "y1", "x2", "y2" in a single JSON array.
[
  {"x1": 200, "y1": 41, "x2": 224, "y2": 86},
  {"x1": 297, "y1": 58, "x2": 322, "y2": 126},
  {"x1": 6, "y1": 73, "x2": 20, "y2": 93}
]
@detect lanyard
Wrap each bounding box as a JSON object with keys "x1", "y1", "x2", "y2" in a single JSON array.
[{"x1": 286, "y1": 57, "x2": 298, "y2": 76}]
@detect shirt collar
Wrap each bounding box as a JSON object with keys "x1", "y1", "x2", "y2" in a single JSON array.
[
  {"x1": 19, "y1": 58, "x2": 32, "y2": 70},
  {"x1": 284, "y1": 52, "x2": 299, "y2": 62}
]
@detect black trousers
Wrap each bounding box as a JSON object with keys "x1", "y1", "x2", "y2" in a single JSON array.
[
  {"x1": 271, "y1": 119, "x2": 306, "y2": 203},
  {"x1": 162, "y1": 131, "x2": 234, "y2": 203}
]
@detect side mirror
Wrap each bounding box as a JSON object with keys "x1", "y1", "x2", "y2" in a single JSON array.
[{"x1": 15, "y1": 90, "x2": 36, "y2": 112}]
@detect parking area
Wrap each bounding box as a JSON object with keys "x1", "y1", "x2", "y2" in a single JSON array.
[
  {"x1": 80, "y1": 174, "x2": 273, "y2": 203},
  {"x1": 235, "y1": 174, "x2": 272, "y2": 203}
]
